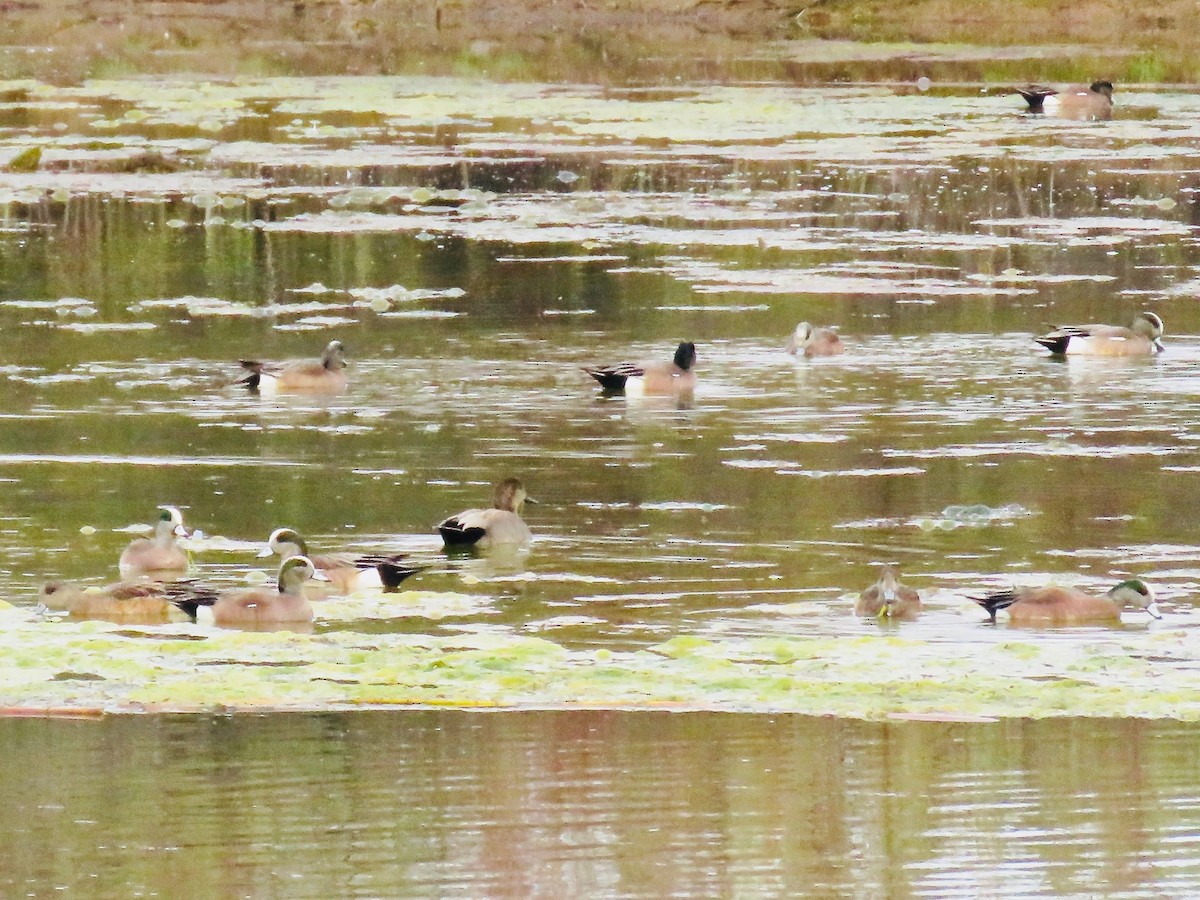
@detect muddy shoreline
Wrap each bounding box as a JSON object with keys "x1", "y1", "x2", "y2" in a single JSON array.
[{"x1": 1, "y1": 0, "x2": 1195, "y2": 83}]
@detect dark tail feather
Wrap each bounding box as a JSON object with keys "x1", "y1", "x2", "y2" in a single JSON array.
[
  {"x1": 236, "y1": 360, "x2": 265, "y2": 391},
  {"x1": 168, "y1": 595, "x2": 217, "y2": 621},
  {"x1": 582, "y1": 367, "x2": 629, "y2": 392},
  {"x1": 971, "y1": 590, "x2": 1020, "y2": 623},
  {"x1": 1035, "y1": 335, "x2": 1070, "y2": 354},
  {"x1": 438, "y1": 518, "x2": 486, "y2": 546},
  {"x1": 376, "y1": 559, "x2": 422, "y2": 591},
  {"x1": 163, "y1": 581, "x2": 218, "y2": 622},
  {"x1": 1014, "y1": 86, "x2": 1055, "y2": 113}
]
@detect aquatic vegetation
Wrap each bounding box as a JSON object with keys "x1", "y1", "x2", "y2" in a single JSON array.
[
  {"x1": 0, "y1": 73, "x2": 1196, "y2": 723},
  {"x1": 1, "y1": 603, "x2": 1196, "y2": 718}
]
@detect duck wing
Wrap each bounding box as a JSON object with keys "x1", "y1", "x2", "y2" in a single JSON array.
[{"x1": 438, "y1": 508, "x2": 489, "y2": 545}]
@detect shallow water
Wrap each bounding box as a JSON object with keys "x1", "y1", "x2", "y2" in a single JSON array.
[
  {"x1": 3, "y1": 711, "x2": 1200, "y2": 898},
  {"x1": 3, "y1": 73, "x2": 1200, "y2": 890},
  {"x1": 1, "y1": 78, "x2": 1199, "y2": 644}
]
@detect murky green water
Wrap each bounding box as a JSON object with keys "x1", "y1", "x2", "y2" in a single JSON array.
[
  {"x1": 3, "y1": 711, "x2": 1200, "y2": 897},
  {"x1": 3, "y1": 74, "x2": 1200, "y2": 888},
  {"x1": 3, "y1": 79, "x2": 1200, "y2": 641}
]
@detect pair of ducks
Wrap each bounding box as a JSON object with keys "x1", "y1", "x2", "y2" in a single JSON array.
[
  {"x1": 791, "y1": 312, "x2": 1166, "y2": 361},
  {"x1": 857, "y1": 565, "x2": 1162, "y2": 625},
  {"x1": 41, "y1": 480, "x2": 535, "y2": 627},
  {"x1": 237, "y1": 339, "x2": 703, "y2": 401}
]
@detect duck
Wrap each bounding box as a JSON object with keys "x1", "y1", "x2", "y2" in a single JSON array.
[
  {"x1": 1035, "y1": 312, "x2": 1163, "y2": 357},
  {"x1": 438, "y1": 478, "x2": 533, "y2": 548},
  {"x1": 237, "y1": 340, "x2": 348, "y2": 394},
  {"x1": 583, "y1": 342, "x2": 697, "y2": 398},
  {"x1": 257, "y1": 527, "x2": 420, "y2": 594},
  {"x1": 855, "y1": 565, "x2": 922, "y2": 620},
  {"x1": 972, "y1": 579, "x2": 1162, "y2": 625},
  {"x1": 39, "y1": 579, "x2": 193, "y2": 623},
  {"x1": 787, "y1": 322, "x2": 844, "y2": 358},
  {"x1": 1014, "y1": 81, "x2": 1114, "y2": 121},
  {"x1": 170, "y1": 556, "x2": 317, "y2": 627},
  {"x1": 118, "y1": 505, "x2": 190, "y2": 579}
]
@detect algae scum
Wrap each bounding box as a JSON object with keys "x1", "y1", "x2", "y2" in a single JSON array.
[{"x1": 3, "y1": 76, "x2": 1200, "y2": 717}]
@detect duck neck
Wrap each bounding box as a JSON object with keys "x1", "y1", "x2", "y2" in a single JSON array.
[{"x1": 154, "y1": 520, "x2": 176, "y2": 547}]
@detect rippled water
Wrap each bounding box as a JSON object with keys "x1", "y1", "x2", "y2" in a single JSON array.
[
  {"x1": 3, "y1": 712, "x2": 1199, "y2": 898},
  {"x1": 4, "y1": 74, "x2": 1200, "y2": 890}
]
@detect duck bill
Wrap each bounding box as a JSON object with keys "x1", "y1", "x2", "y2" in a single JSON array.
[
  {"x1": 173, "y1": 524, "x2": 190, "y2": 538},
  {"x1": 1145, "y1": 601, "x2": 1163, "y2": 620},
  {"x1": 255, "y1": 545, "x2": 274, "y2": 559}
]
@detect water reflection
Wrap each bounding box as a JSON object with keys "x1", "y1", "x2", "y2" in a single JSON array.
[
  {"x1": 0, "y1": 80, "x2": 1195, "y2": 672},
  {"x1": 0, "y1": 711, "x2": 1197, "y2": 897}
]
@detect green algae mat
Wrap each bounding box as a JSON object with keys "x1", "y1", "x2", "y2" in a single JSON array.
[{"x1": 3, "y1": 597, "x2": 1196, "y2": 720}]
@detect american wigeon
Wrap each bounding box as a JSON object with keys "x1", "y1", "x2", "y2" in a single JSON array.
[
  {"x1": 257, "y1": 527, "x2": 420, "y2": 594},
  {"x1": 583, "y1": 342, "x2": 697, "y2": 398},
  {"x1": 237, "y1": 340, "x2": 348, "y2": 394},
  {"x1": 171, "y1": 556, "x2": 317, "y2": 626},
  {"x1": 118, "y1": 505, "x2": 190, "y2": 579},
  {"x1": 39, "y1": 579, "x2": 192, "y2": 623},
  {"x1": 973, "y1": 579, "x2": 1162, "y2": 625},
  {"x1": 787, "y1": 322, "x2": 844, "y2": 358},
  {"x1": 855, "y1": 565, "x2": 922, "y2": 620},
  {"x1": 438, "y1": 478, "x2": 533, "y2": 548},
  {"x1": 1014, "y1": 81, "x2": 1114, "y2": 121},
  {"x1": 1035, "y1": 312, "x2": 1164, "y2": 357}
]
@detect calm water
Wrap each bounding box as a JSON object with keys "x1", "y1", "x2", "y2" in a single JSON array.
[
  {"x1": 3, "y1": 75, "x2": 1200, "y2": 891},
  {"x1": 2, "y1": 711, "x2": 1199, "y2": 898},
  {"x1": 1, "y1": 79, "x2": 1199, "y2": 640}
]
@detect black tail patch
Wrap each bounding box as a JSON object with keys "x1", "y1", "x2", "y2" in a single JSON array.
[
  {"x1": 237, "y1": 360, "x2": 265, "y2": 391},
  {"x1": 1035, "y1": 335, "x2": 1070, "y2": 355},
  {"x1": 438, "y1": 517, "x2": 486, "y2": 546},
  {"x1": 583, "y1": 367, "x2": 629, "y2": 391},
  {"x1": 1015, "y1": 86, "x2": 1056, "y2": 113},
  {"x1": 162, "y1": 580, "x2": 218, "y2": 621},
  {"x1": 376, "y1": 560, "x2": 422, "y2": 592},
  {"x1": 971, "y1": 590, "x2": 1020, "y2": 623}
]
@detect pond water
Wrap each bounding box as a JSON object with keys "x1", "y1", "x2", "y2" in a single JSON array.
[
  {"x1": 4, "y1": 711, "x2": 1200, "y2": 898},
  {"x1": 2, "y1": 73, "x2": 1200, "y2": 889}
]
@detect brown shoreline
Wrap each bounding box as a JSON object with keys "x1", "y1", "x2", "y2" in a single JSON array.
[{"x1": 0, "y1": 0, "x2": 1195, "y2": 82}]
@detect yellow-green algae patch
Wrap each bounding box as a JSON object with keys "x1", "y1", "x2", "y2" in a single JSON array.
[{"x1": 1, "y1": 606, "x2": 1198, "y2": 719}]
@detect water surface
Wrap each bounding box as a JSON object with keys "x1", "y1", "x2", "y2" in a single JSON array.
[{"x1": 3, "y1": 711, "x2": 1199, "y2": 898}]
